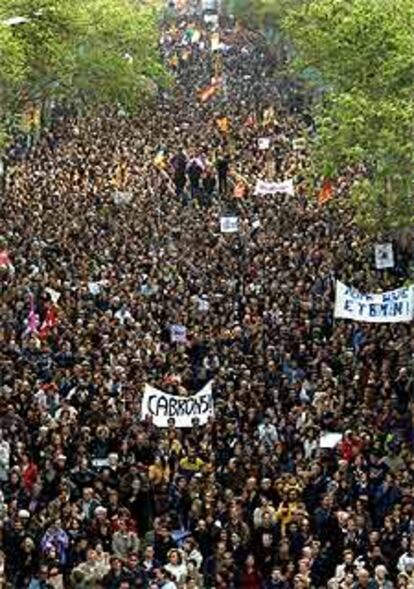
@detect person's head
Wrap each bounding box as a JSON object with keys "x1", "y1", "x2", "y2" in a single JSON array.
[
  {"x1": 357, "y1": 568, "x2": 370, "y2": 587},
  {"x1": 375, "y1": 565, "x2": 387, "y2": 581},
  {"x1": 245, "y1": 554, "x2": 255, "y2": 568},
  {"x1": 168, "y1": 549, "x2": 181, "y2": 565},
  {"x1": 145, "y1": 545, "x2": 155, "y2": 561},
  {"x1": 343, "y1": 549, "x2": 354, "y2": 566}
]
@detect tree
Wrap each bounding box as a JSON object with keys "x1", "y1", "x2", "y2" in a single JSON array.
[
  {"x1": 285, "y1": 0, "x2": 414, "y2": 233},
  {"x1": 0, "y1": 0, "x2": 167, "y2": 136},
  {"x1": 63, "y1": 0, "x2": 168, "y2": 114},
  {"x1": 0, "y1": 23, "x2": 25, "y2": 146}
]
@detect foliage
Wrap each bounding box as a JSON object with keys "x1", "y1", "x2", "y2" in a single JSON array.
[
  {"x1": 62, "y1": 0, "x2": 168, "y2": 113},
  {"x1": 0, "y1": 0, "x2": 167, "y2": 144},
  {"x1": 285, "y1": 0, "x2": 414, "y2": 233}
]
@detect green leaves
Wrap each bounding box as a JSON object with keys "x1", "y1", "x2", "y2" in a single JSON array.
[
  {"x1": 0, "y1": 0, "x2": 167, "y2": 145},
  {"x1": 285, "y1": 0, "x2": 414, "y2": 234}
]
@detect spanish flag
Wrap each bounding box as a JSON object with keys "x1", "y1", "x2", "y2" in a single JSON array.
[
  {"x1": 216, "y1": 116, "x2": 229, "y2": 134},
  {"x1": 318, "y1": 179, "x2": 333, "y2": 205}
]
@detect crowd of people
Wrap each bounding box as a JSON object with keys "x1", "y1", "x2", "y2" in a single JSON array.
[{"x1": 0, "y1": 2, "x2": 413, "y2": 588}]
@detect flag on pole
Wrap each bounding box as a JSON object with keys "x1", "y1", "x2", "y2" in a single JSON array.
[
  {"x1": 318, "y1": 179, "x2": 334, "y2": 205},
  {"x1": 0, "y1": 250, "x2": 11, "y2": 270},
  {"x1": 234, "y1": 181, "x2": 247, "y2": 199},
  {"x1": 25, "y1": 294, "x2": 40, "y2": 336},
  {"x1": 244, "y1": 114, "x2": 256, "y2": 128},
  {"x1": 198, "y1": 82, "x2": 219, "y2": 103},
  {"x1": 262, "y1": 106, "x2": 275, "y2": 126},
  {"x1": 39, "y1": 304, "x2": 58, "y2": 340},
  {"x1": 216, "y1": 116, "x2": 229, "y2": 134},
  {"x1": 154, "y1": 150, "x2": 166, "y2": 169}
]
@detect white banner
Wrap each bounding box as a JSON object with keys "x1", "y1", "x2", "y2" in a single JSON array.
[
  {"x1": 141, "y1": 382, "x2": 214, "y2": 427},
  {"x1": 375, "y1": 243, "x2": 394, "y2": 269},
  {"x1": 334, "y1": 280, "x2": 413, "y2": 323},
  {"x1": 254, "y1": 179, "x2": 294, "y2": 196},
  {"x1": 220, "y1": 216, "x2": 238, "y2": 233}
]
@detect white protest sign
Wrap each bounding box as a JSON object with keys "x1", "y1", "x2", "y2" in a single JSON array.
[
  {"x1": 88, "y1": 280, "x2": 109, "y2": 296},
  {"x1": 220, "y1": 216, "x2": 239, "y2": 233},
  {"x1": 292, "y1": 138, "x2": 306, "y2": 150},
  {"x1": 334, "y1": 280, "x2": 413, "y2": 323},
  {"x1": 375, "y1": 243, "x2": 394, "y2": 270},
  {"x1": 197, "y1": 296, "x2": 209, "y2": 312},
  {"x1": 254, "y1": 179, "x2": 294, "y2": 196},
  {"x1": 204, "y1": 13, "x2": 219, "y2": 25},
  {"x1": 45, "y1": 288, "x2": 61, "y2": 304},
  {"x1": 258, "y1": 137, "x2": 271, "y2": 150},
  {"x1": 170, "y1": 324, "x2": 187, "y2": 343},
  {"x1": 141, "y1": 381, "x2": 214, "y2": 427},
  {"x1": 112, "y1": 190, "x2": 132, "y2": 205},
  {"x1": 320, "y1": 433, "x2": 343, "y2": 449}
]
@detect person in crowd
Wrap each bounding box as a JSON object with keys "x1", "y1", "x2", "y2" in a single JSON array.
[{"x1": 0, "y1": 3, "x2": 413, "y2": 589}]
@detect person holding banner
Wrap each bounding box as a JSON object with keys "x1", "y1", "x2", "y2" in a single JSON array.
[{"x1": 1, "y1": 4, "x2": 414, "y2": 589}]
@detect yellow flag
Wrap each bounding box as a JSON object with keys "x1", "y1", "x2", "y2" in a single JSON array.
[{"x1": 216, "y1": 117, "x2": 229, "y2": 134}]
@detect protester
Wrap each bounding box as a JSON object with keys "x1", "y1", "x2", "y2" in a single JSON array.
[{"x1": 0, "y1": 2, "x2": 413, "y2": 589}]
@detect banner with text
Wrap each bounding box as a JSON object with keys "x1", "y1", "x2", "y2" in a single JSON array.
[
  {"x1": 254, "y1": 179, "x2": 294, "y2": 196},
  {"x1": 334, "y1": 280, "x2": 413, "y2": 323},
  {"x1": 141, "y1": 382, "x2": 214, "y2": 427}
]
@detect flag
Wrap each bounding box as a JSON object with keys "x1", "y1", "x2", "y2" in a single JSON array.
[
  {"x1": 0, "y1": 250, "x2": 11, "y2": 269},
  {"x1": 211, "y1": 32, "x2": 220, "y2": 52},
  {"x1": 263, "y1": 106, "x2": 275, "y2": 126},
  {"x1": 318, "y1": 179, "x2": 333, "y2": 205},
  {"x1": 154, "y1": 150, "x2": 166, "y2": 169},
  {"x1": 25, "y1": 294, "x2": 40, "y2": 336},
  {"x1": 244, "y1": 114, "x2": 256, "y2": 128},
  {"x1": 233, "y1": 181, "x2": 247, "y2": 199},
  {"x1": 39, "y1": 304, "x2": 58, "y2": 340},
  {"x1": 113, "y1": 161, "x2": 128, "y2": 189},
  {"x1": 198, "y1": 78, "x2": 221, "y2": 102},
  {"x1": 216, "y1": 117, "x2": 229, "y2": 134}
]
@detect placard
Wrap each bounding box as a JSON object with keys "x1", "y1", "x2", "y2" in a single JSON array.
[
  {"x1": 141, "y1": 381, "x2": 214, "y2": 427},
  {"x1": 334, "y1": 280, "x2": 413, "y2": 323}
]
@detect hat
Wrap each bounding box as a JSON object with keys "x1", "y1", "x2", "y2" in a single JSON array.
[{"x1": 18, "y1": 510, "x2": 30, "y2": 519}]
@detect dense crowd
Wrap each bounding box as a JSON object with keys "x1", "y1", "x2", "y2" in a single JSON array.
[{"x1": 0, "y1": 4, "x2": 413, "y2": 589}]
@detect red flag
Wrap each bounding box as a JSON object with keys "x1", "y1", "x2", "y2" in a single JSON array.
[
  {"x1": 318, "y1": 179, "x2": 333, "y2": 205},
  {"x1": 244, "y1": 114, "x2": 256, "y2": 128},
  {"x1": 39, "y1": 304, "x2": 58, "y2": 339},
  {"x1": 0, "y1": 250, "x2": 11, "y2": 269}
]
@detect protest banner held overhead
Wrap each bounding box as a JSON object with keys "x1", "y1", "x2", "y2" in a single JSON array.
[
  {"x1": 254, "y1": 179, "x2": 295, "y2": 196},
  {"x1": 334, "y1": 280, "x2": 413, "y2": 323},
  {"x1": 141, "y1": 381, "x2": 214, "y2": 428},
  {"x1": 220, "y1": 216, "x2": 239, "y2": 233},
  {"x1": 375, "y1": 243, "x2": 394, "y2": 269}
]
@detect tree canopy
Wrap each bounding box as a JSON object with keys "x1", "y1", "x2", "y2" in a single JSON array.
[
  {"x1": 0, "y1": 0, "x2": 167, "y2": 146},
  {"x1": 224, "y1": 0, "x2": 414, "y2": 233}
]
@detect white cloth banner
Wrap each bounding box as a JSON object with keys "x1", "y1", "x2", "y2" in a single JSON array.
[
  {"x1": 220, "y1": 216, "x2": 239, "y2": 233},
  {"x1": 141, "y1": 381, "x2": 214, "y2": 427},
  {"x1": 375, "y1": 243, "x2": 394, "y2": 269},
  {"x1": 254, "y1": 179, "x2": 294, "y2": 196},
  {"x1": 334, "y1": 280, "x2": 413, "y2": 323}
]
